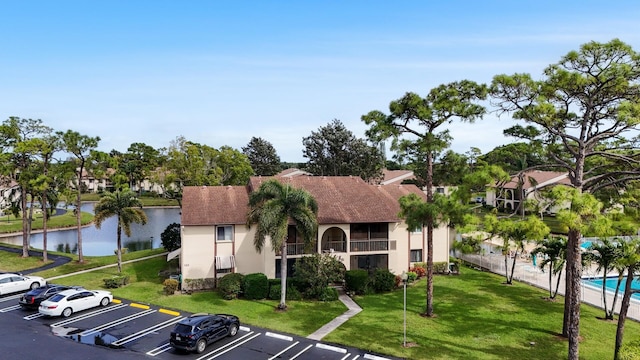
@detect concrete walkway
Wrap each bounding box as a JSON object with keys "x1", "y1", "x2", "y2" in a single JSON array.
[{"x1": 307, "y1": 288, "x2": 362, "y2": 340}]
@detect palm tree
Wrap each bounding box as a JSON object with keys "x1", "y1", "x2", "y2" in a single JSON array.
[
  {"x1": 247, "y1": 179, "x2": 318, "y2": 310},
  {"x1": 93, "y1": 189, "x2": 148, "y2": 273},
  {"x1": 532, "y1": 236, "x2": 567, "y2": 300},
  {"x1": 614, "y1": 239, "x2": 640, "y2": 360},
  {"x1": 583, "y1": 238, "x2": 622, "y2": 320}
]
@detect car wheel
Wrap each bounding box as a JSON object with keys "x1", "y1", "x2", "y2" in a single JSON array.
[
  {"x1": 100, "y1": 297, "x2": 110, "y2": 307},
  {"x1": 30, "y1": 282, "x2": 39, "y2": 290},
  {"x1": 195, "y1": 339, "x2": 207, "y2": 354},
  {"x1": 62, "y1": 307, "x2": 73, "y2": 318},
  {"x1": 228, "y1": 323, "x2": 239, "y2": 337}
]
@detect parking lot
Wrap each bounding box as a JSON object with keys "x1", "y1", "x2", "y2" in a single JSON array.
[{"x1": 0, "y1": 291, "x2": 399, "y2": 360}]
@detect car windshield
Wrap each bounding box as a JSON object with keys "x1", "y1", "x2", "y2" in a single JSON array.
[
  {"x1": 174, "y1": 324, "x2": 193, "y2": 334},
  {"x1": 47, "y1": 294, "x2": 65, "y2": 302}
]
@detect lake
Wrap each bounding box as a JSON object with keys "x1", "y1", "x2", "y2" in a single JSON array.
[{"x1": 0, "y1": 203, "x2": 181, "y2": 256}]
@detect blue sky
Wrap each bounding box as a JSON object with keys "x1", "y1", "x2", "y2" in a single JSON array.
[{"x1": 1, "y1": 1, "x2": 639, "y2": 162}]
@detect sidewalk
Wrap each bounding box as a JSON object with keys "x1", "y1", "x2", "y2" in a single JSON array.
[
  {"x1": 459, "y1": 252, "x2": 640, "y2": 321},
  {"x1": 307, "y1": 288, "x2": 362, "y2": 340}
]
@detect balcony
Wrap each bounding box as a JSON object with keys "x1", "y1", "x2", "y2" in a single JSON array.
[
  {"x1": 350, "y1": 238, "x2": 389, "y2": 252},
  {"x1": 279, "y1": 243, "x2": 314, "y2": 256},
  {"x1": 321, "y1": 241, "x2": 346, "y2": 253}
]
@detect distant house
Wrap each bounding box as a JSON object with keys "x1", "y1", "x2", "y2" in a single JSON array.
[
  {"x1": 486, "y1": 170, "x2": 571, "y2": 212},
  {"x1": 178, "y1": 174, "x2": 453, "y2": 290}
]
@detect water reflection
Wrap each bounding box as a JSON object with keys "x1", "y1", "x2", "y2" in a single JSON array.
[{"x1": 1, "y1": 203, "x2": 181, "y2": 256}]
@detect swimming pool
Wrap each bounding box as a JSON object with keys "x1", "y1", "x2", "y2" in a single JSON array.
[{"x1": 583, "y1": 276, "x2": 640, "y2": 299}]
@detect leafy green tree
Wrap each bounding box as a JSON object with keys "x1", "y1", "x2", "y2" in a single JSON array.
[
  {"x1": 363, "y1": 81, "x2": 488, "y2": 317},
  {"x1": 293, "y1": 253, "x2": 345, "y2": 299},
  {"x1": 216, "y1": 145, "x2": 253, "y2": 185},
  {"x1": 484, "y1": 214, "x2": 550, "y2": 284},
  {"x1": 120, "y1": 142, "x2": 160, "y2": 194},
  {"x1": 93, "y1": 189, "x2": 148, "y2": 273},
  {"x1": 532, "y1": 236, "x2": 567, "y2": 300},
  {"x1": 29, "y1": 133, "x2": 62, "y2": 262},
  {"x1": 302, "y1": 119, "x2": 383, "y2": 182},
  {"x1": 479, "y1": 142, "x2": 545, "y2": 174},
  {"x1": 433, "y1": 150, "x2": 470, "y2": 186},
  {"x1": 0, "y1": 117, "x2": 53, "y2": 257},
  {"x1": 247, "y1": 179, "x2": 318, "y2": 310},
  {"x1": 59, "y1": 130, "x2": 101, "y2": 263},
  {"x1": 242, "y1": 137, "x2": 282, "y2": 176},
  {"x1": 490, "y1": 39, "x2": 640, "y2": 359},
  {"x1": 161, "y1": 222, "x2": 181, "y2": 252}
]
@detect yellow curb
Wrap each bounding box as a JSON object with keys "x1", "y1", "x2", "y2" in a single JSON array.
[
  {"x1": 159, "y1": 308, "x2": 181, "y2": 317},
  {"x1": 130, "y1": 303, "x2": 150, "y2": 309},
  {"x1": 112, "y1": 299, "x2": 122, "y2": 304}
]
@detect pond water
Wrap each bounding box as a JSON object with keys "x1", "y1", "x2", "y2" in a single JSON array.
[{"x1": 0, "y1": 203, "x2": 181, "y2": 256}]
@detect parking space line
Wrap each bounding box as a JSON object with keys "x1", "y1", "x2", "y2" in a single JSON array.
[
  {"x1": 265, "y1": 331, "x2": 293, "y2": 341},
  {"x1": 111, "y1": 316, "x2": 184, "y2": 346},
  {"x1": 0, "y1": 294, "x2": 22, "y2": 303},
  {"x1": 340, "y1": 353, "x2": 352, "y2": 360},
  {"x1": 364, "y1": 354, "x2": 391, "y2": 360},
  {"x1": 23, "y1": 312, "x2": 45, "y2": 320},
  {"x1": 316, "y1": 343, "x2": 347, "y2": 354},
  {"x1": 0, "y1": 304, "x2": 21, "y2": 312},
  {"x1": 195, "y1": 331, "x2": 260, "y2": 360},
  {"x1": 267, "y1": 340, "x2": 300, "y2": 360},
  {"x1": 146, "y1": 343, "x2": 173, "y2": 356},
  {"x1": 289, "y1": 344, "x2": 313, "y2": 359},
  {"x1": 80, "y1": 309, "x2": 156, "y2": 336},
  {"x1": 351, "y1": 356, "x2": 360, "y2": 360},
  {"x1": 50, "y1": 303, "x2": 129, "y2": 327}
]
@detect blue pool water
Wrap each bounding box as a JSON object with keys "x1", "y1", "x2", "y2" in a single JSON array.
[{"x1": 583, "y1": 276, "x2": 640, "y2": 299}]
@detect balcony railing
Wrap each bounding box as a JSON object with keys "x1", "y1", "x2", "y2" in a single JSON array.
[
  {"x1": 321, "y1": 241, "x2": 346, "y2": 253},
  {"x1": 350, "y1": 239, "x2": 389, "y2": 252},
  {"x1": 283, "y1": 243, "x2": 313, "y2": 256}
]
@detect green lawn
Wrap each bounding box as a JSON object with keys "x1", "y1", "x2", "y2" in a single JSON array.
[{"x1": 25, "y1": 254, "x2": 640, "y2": 360}]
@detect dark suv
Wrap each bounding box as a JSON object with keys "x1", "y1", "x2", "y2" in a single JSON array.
[
  {"x1": 169, "y1": 313, "x2": 240, "y2": 354},
  {"x1": 19, "y1": 284, "x2": 80, "y2": 310}
]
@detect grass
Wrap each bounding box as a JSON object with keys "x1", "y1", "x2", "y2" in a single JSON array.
[
  {"x1": 21, "y1": 253, "x2": 640, "y2": 360},
  {"x1": 0, "y1": 248, "x2": 53, "y2": 272},
  {"x1": 0, "y1": 210, "x2": 93, "y2": 234}
]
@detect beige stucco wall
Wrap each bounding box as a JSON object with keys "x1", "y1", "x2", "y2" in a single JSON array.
[
  {"x1": 180, "y1": 225, "x2": 216, "y2": 280},
  {"x1": 182, "y1": 221, "x2": 453, "y2": 284}
]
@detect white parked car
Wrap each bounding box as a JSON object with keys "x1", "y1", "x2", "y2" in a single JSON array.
[
  {"x1": 0, "y1": 273, "x2": 46, "y2": 295},
  {"x1": 39, "y1": 288, "x2": 113, "y2": 317}
]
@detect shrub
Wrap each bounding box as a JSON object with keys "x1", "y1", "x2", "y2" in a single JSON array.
[
  {"x1": 293, "y1": 253, "x2": 346, "y2": 299},
  {"x1": 163, "y1": 279, "x2": 179, "y2": 295},
  {"x1": 434, "y1": 262, "x2": 449, "y2": 274},
  {"x1": 345, "y1": 269, "x2": 368, "y2": 295},
  {"x1": 243, "y1": 273, "x2": 269, "y2": 300},
  {"x1": 103, "y1": 275, "x2": 130, "y2": 289},
  {"x1": 371, "y1": 268, "x2": 396, "y2": 293},
  {"x1": 268, "y1": 284, "x2": 302, "y2": 301},
  {"x1": 318, "y1": 286, "x2": 339, "y2": 301},
  {"x1": 406, "y1": 271, "x2": 418, "y2": 283},
  {"x1": 218, "y1": 273, "x2": 245, "y2": 300},
  {"x1": 410, "y1": 265, "x2": 426, "y2": 278}
]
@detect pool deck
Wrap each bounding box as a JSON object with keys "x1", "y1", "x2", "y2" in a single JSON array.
[{"x1": 458, "y1": 252, "x2": 640, "y2": 322}]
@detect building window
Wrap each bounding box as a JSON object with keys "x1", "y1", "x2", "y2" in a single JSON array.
[
  {"x1": 411, "y1": 226, "x2": 422, "y2": 234},
  {"x1": 216, "y1": 225, "x2": 233, "y2": 241},
  {"x1": 410, "y1": 249, "x2": 423, "y2": 262},
  {"x1": 436, "y1": 187, "x2": 445, "y2": 194}
]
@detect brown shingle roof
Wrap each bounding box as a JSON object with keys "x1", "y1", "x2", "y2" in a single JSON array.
[
  {"x1": 181, "y1": 185, "x2": 250, "y2": 225},
  {"x1": 182, "y1": 176, "x2": 427, "y2": 226}
]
